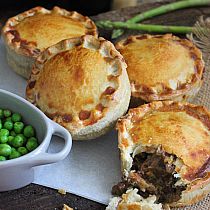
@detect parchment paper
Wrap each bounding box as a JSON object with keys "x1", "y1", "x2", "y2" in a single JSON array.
[{"x1": 0, "y1": 40, "x2": 209, "y2": 209}]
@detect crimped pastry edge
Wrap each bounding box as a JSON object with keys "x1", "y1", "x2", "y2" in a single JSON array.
[{"x1": 2, "y1": 6, "x2": 98, "y2": 57}]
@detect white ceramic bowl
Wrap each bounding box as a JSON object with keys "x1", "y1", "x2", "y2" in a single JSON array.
[{"x1": 0, "y1": 89, "x2": 72, "y2": 191}]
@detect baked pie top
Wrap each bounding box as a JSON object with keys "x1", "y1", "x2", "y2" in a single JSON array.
[
  {"x1": 2, "y1": 6, "x2": 97, "y2": 57},
  {"x1": 26, "y1": 35, "x2": 128, "y2": 133},
  {"x1": 117, "y1": 101, "x2": 210, "y2": 181},
  {"x1": 116, "y1": 34, "x2": 204, "y2": 100}
]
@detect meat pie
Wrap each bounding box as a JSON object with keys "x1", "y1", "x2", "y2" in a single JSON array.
[
  {"x1": 115, "y1": 34, "x2": 204, "y2": 104},
  {"x1": 2, "y1": 6, "x2": 98, "y2": 78},
  {"x1": 26, "y1": 35, "x2": 131, "y2": 140},
  {"x1": 107, "y1": 101, "x2": 210, "y2": 209}
]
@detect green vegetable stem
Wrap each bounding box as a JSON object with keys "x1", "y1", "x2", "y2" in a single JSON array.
[
  {"x1": 97, "y1": 21, "x2": 193, "y2": 34},
  {"x1": 96, "y1": 0, "x2": 210, "y2": 38}
]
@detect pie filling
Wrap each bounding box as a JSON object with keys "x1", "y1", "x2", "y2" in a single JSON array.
[{"x1": 112, "y1": 149, "x2": 186, "y2": 204}]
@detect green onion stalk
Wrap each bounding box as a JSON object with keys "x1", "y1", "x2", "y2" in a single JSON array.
[{"x1": 96, "y1": 0, "x2": 210, "y2": 39}]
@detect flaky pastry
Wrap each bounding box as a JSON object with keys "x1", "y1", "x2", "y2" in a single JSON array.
[{"x1": 106, "y1": 188, "x2": 163, "y2": 210}]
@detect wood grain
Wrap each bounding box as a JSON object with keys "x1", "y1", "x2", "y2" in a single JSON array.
[{"x1": 0, "y1": 184, "x2": 105, "y2": 210}]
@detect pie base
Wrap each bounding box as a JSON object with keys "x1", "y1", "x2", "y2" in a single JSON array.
[{"x1": 5, "y1": 45, "x2": 34, "y2": 78}]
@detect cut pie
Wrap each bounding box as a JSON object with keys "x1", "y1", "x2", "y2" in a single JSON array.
[
  {"x1": 116, "y1": 34, "x2": 204, "y2": 103},
  {"x1": 109, "y1": 101, "x2": 210, "y2": 208},
  {"x1": 2, "y1": 6, "x2": 98, "y2": 78},
  {"x1": 26, "y1": 35, "x2": 131, "y2": 140}
]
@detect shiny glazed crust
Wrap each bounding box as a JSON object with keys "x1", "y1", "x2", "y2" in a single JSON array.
[
  {"x1": 116, "y1": 34, "x2": 204, "y2": 102},
  {"x1": 26, "y1": 35, "x2": 131, "y2": 140},
  {"x1": 2, "y1": 6, "x2": 98, "y2": 78},
  {"x1": 116, "y1": 101, "x2": 210, "y2": 206}
]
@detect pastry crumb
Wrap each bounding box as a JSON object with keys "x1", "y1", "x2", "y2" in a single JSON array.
[
  {"x1": 163, "y1": 204, "x2": 171, "y2": 210},
  {"x1": 63, "y1": 204, "x2": 73, "y2": 210},
  {"x1": 58, "y1": 188, "x2": 66, "y2": 195}
]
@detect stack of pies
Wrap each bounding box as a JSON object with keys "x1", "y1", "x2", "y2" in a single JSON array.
[{"x1": 1, "y1": 6, "x2": 209, "y2": 209}]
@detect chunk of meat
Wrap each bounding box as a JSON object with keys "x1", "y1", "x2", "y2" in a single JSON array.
[
  {"x1": 112, "y1": 151, "x2": 186, "y2": 204},
  {"x1": 137, "y1": 153, "x2": 186, "y2": 203},
  {"x1": 128, "y1": 171, "x2": 157, "y2": 194},
  {"x1": 111, "y1": 181, "x2": 129, "y2": 196}
]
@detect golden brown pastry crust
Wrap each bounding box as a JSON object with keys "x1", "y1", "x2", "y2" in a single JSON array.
[
  {"x1": 117, "y1": 101, "x2": 209, "y2": 180},
  {"x1": 116, "y1": 34, "x2": 204, "y2": 102},
  {"x1": 26, "y1": 35, "x2": 131, "y2": 140},
  {"x1": 116, "y1": 101, "x2": 210, "y2": 206},
  {"x1": 2, "y1": 6, "x2": 97, "y2": 58}
]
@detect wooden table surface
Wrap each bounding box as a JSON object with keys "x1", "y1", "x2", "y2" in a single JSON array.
[{"x1": 0, "y1": 1, "x2": 210, "y2": 210}]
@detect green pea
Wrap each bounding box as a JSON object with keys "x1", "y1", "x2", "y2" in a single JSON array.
[
  {"x1": 9, "y1": 150, "x2": 21, "y2": 159},
  {"x1": 0, "y1": 109, "x2": 3, "y2": 119},
  {"x1": 11, "y1": 135, "x2": 24, "y2": 147},
  {"x1": 24, "y1": 125, "x2": 35, "y2": 138},
  {"x1": 10, "y1": 130, "x2": 16, "y2": 137},
  {"x1": 0, "y1": 129, "x2": 9, "y2": 136},
  {"x1": 5, "y1": 117, "x2": 12, "y2": 122},
  {"x1": 3, "y1": 121, "x2": 13, "y2": 130},
  {"x1": 11, "y1": 113, "x2": 22, "y2": 122},
  {"x1": 0, "y1": 109, "x2": 39, "y2": 160},
  {"x1": 14, "y1": 122, "x2": 24, "y2": 134},
  {"x1": 7, "y1": 136, "x2": 14, "y2": 145},
  {"x1": 0, "y1": 156, "x2": 6, "y2": 161},
  {"x1": 17, "y1": 147, "x2": 28, "y2": 156},
  {"x1": 0, "y1": 135, "x2": 8, "y2": 143},
  {"x1": 26, "y1": 137, "x2": 38, "y2": 151},
  {"x1": 0, "y1": 144, "x2": 12, "y2": 156},
  {"x1": 3, "y1": 109, "x2": 11, "y2": 118},
  {"x1": 11, "y1": 147, "x2": 16, "y2": 153},
  {"x1": 16, "y1": 134, "x2": 26, "y2": 144}
]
